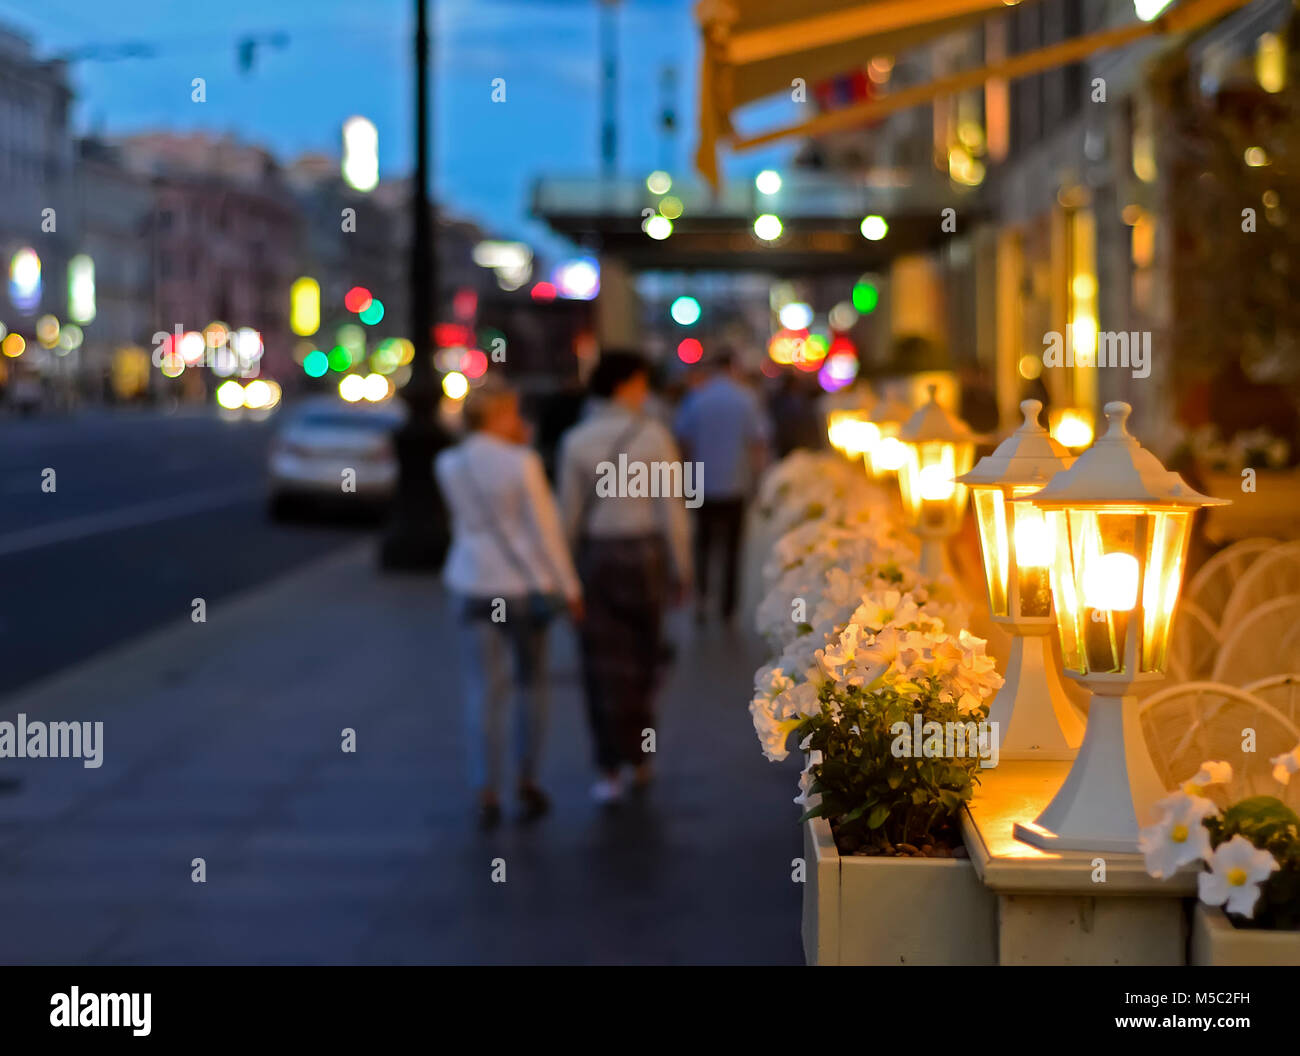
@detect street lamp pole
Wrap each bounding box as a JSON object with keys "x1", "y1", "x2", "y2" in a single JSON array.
[{"x1": 381, "y1": 0, "x2": 450, "y2": 570}]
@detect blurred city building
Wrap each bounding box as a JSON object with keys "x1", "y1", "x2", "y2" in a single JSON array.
[
  {"x1": 0, "y1": 25, "x2": 76, "y2": 404},
  {"x1": 114, "y1": 132, "x2": 301, "y2": 397}
]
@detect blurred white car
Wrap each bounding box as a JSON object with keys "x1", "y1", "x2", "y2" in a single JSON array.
[{"x1": 267, "y1": 398, "x2": 406, "y2": 517}]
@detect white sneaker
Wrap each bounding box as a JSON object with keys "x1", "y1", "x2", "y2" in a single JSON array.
[{"x1": 590, "y1": 776, "x2": 624, "y2": 805}]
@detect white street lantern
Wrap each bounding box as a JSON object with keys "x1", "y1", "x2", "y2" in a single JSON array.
[
  {"x1": 897, "y1": 386, "x2": 979, "y2": 579},
  {"x1": 865, "y1": 395, "x2": 913, "y2": 479},
  {"x1": 1013, "y1": 401, "x2": 1230, "y2": 853},
  {"x1": 957, "y1": 399, "x2": 1084, "y2": 759}
]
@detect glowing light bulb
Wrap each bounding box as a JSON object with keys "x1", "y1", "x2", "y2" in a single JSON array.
[
  {"x1": 1053, "y1": 411, "x2": 1094, "y2": 449},
  {"x1": 1014, "y1": 514, "x2": 1054, "y2": 568},
  {"x1": 874, "y1": 436, "x2": 907, "y2": 471},
  {"x1": 918, "y1": 463, "x2": 956, "y2": 502},
  {"x1": 1083, "y1": 551, "x2": 1139, "y2": 611}
]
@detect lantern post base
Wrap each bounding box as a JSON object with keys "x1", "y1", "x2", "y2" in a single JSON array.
[
  {"x1": 1012, "y1": 692, "x2": 1166, "y2": 854},
  {"x1": 918, "y1": 537, "x2": 950, "y2": 580},
  {"x1": 988, "y1": 634, "x2": 1085, "y2": 761}
]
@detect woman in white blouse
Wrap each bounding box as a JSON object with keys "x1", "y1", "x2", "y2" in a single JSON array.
[{"x1": 435, "y1": 379, "x2": 582, "y2": 828}]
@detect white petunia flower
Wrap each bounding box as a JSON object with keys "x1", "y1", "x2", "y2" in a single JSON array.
[
  {"x1": 1197, "y1": 834, "x2": 1279, "y2": 918},
  {"x1": 1181, "y1": 760, "x2": 1233, "y2": 796},
  {"x1": 1139, "y1": 792, "x2": 1216, "y2": 879},
  {"x1": 1270, "y1": 743, "x2": 1300, "y2": 786}
]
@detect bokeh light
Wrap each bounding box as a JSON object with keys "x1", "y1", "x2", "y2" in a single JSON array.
[
  {"x1": 646, "y1": 170, "x2": 672, "y2": 195},
  {"x1": 339, "y1": 374, "x2": 366, "y2": 402},
  {"x1": 779, "y1": 302, "x2": 813, "y2": 330},
  {"x1": 829, "y1": 301, "x2": 858, "y2": 331},
  {"x1": 753, "y1": 214, "x2": 782, "y2": 241},
  {"x1": 35, "y1": 315, "x2": 60, "y2": 348},
  {"x1": 216, "y1": 380, "x2": 245, "y2": 409},
  {"x1": 677, "y1": 338, "x2": 703, "y2": 364},
  {"x1": 645, "y1": 214, "x2": 673, "y2": 240},
  {"x1": 344, "y1": 286, "x2": 373, "y2": 313},
  {"x1": 852, "y1": 281, "x2": 880, "y2": 314},
  {"x1": 304, "y1": 349, "x2": 329, "y2": 377},
  {"x1": 670, "y1": 296, "x2": 701, "y2": 326},
  {"x1": 460, "y1": 347, "x2": 489, "y2": 378},
  {"x1": 442, "y1": 370, "x2": 469, "y2": 400},
  {"x1": 860, "y1": 215, "x2": 889, "y2": 241}
]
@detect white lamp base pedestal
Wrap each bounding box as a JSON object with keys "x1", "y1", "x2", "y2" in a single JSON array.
[
  {"x1": 918, "y1": 537, "x2": 950, "y2": 580},
  {"x1": 1012, "y1": 692, "x2": 1166, "y2": 854},
  {"x1": 988, "y1": 634, "x2": 1085, "y2": 761}
]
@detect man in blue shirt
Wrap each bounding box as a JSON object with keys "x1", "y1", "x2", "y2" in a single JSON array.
[{"x1": 674, "y1": 349, "x2": 770, "y2": 624}]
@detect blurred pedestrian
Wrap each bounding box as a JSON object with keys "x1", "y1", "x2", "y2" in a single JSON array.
[
  {"x1": 558, "y1": 350, "x2": 692, "y2": 804},
  {"x1": 768, "y1": 371, "x2": 824, "y2": 456},
  {"x1": 435, "y1": 378, "x2": 583, "y2": 829},
  {"x1": 673, "y1": 349, "x2": 769, "y2": 624}
]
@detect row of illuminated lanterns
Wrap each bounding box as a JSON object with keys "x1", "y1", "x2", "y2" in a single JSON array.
[
  {"x1": 828, "y1": 389, "x2": 1228, "y2": 851},
  {"x1": 832, "y1": 392, "x2": 1206, "y2": 681}
]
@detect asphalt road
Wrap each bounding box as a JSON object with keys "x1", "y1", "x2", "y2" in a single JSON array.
[{"x1": 0, "y1": 405, "x2": 377, "y2": 697}]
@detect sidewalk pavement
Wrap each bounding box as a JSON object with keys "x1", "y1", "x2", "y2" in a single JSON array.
[{"x1": 0, "y1": 543, "x2": 803, "y2": 965}]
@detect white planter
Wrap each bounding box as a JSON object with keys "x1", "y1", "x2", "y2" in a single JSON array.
[
  {"x1": 802, "y1": 817, "x2": 997, "y2": 965},
  {"x1": 1190, "y1": 903, "x2": 1300, "y2": 966}
]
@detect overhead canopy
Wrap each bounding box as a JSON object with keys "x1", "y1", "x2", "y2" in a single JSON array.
[
  {"x1": 696, "y1": 0, "x2": 1024, "y2": 186},
  {"x1": 696, "y1": 0, "x2": 1257, "y2": 186}
]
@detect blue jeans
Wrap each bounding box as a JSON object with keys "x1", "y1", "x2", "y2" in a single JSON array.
[{"x1": 453, "y1": 595, "x2": 550, "y2": 793}]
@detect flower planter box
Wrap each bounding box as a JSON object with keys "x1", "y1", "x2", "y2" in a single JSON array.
[
  {"x1": 1189, "y1": 903, "x2": 1300, "y2": 966},
  {"x1": 802, "y1": 817, "x2": 998, "y2": 965}
]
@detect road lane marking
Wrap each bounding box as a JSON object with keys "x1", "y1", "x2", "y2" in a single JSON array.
[{"x1": 0, "y1": 485, "x2": 260, "y2": 558}]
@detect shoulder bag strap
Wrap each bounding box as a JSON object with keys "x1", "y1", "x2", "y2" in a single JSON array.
[{"x1": 577, "y1": 416, "x2": 646, "y2": 534}]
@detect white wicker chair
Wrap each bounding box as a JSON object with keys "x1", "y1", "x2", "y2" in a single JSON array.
[
  {"x1": 1140, "y1": 681, "x2": 1300, "y2": 804},
  {"x1": 1186, "y1": 537, "x2": 1276, "y2": 626},
  {"x1": 1220, "y1": 540, "x2": 1300, "y2": 633},
  {"x1": 1243, "y1": 673, "x2": 1300, "y2": 728},
  {"x1": 1166, "y1": 599, "x2": 1220, "y2": 683},
  {"x1": 1211, "y1": 594, "x2": 1300, "y2": 686}
]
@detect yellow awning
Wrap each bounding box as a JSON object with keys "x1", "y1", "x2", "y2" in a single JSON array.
[
  {"x1": 696, "y1": 0, "x2": 1255, "y2": 186},
  {"x1": 695, "y1": 0, "x2": 1022, "y2": 186}
]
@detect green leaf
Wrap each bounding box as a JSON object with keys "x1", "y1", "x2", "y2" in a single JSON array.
[{"x1": 867, "y1": 804, "x2": 890, "y2": 829}]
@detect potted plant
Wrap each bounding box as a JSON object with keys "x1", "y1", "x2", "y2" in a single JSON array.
[
  {"x1": 752, "y1": 591, "x2": 1003, "y2": 965},
  {"x1": 1138, "y1": 753, "x2": 1300, "y2": 965}
]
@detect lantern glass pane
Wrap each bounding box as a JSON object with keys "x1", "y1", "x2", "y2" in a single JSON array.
[
  {"x1": 972, "y1": 487, "x2": 1009, "y2": 616},
  {"x1": 1047, "y1": 510, "x2": 1084, "y2": 670},
  {"x1": 1051, "y1": 509, "x2": 1141, "y2": 675},
  {"x1": 1011, "y1": 496, "x2": 1054, "y2": 618},
  {"x1": 898, "y1": 445, "x2": 923, "y2": 524},
  {"x1": 1140, "y1": 509, "x2": 1193, "y2": 673},
  {"x1": 903, "y1": 439, "x2": 973, "y2": 535}
]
